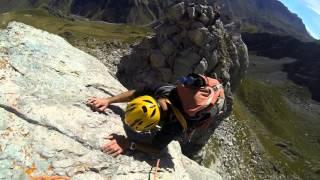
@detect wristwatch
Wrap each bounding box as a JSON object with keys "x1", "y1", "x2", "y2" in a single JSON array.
[{"x1": 129, "y1": 141, "x2": 136, "y2": 151}]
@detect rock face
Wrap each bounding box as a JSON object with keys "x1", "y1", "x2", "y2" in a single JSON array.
[
  {"x1": 0, "y1": 22, "x2": 222, "y2": 180},
  {"x1": 118, "y1": 0, "x2": 249, "y2": 92}
]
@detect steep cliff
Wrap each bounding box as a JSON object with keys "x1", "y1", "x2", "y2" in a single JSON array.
[{"x1": 0, "y1": 21, "x2": 222, "y2": 180}]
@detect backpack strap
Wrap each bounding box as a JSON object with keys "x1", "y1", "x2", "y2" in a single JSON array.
[{"x1": 164, "y1": 99, "x2": 188, "y2": 132}]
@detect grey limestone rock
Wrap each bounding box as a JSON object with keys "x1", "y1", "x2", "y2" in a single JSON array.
[
  {"x1": 150, "y1": 50, "x2": 167, "y2": 68},
  {"x1": 193, "y1": 58, "x2": 208, "y2": 74},
  {"x1": 159, "y1": 67, "x2": 173, "y2": 82},
  {"x1": 138, "y1": 35, "x2": 158, "y2": 49},
  {"x1": 166, "y1": 2, "x2": 186, "y2": 21},
  {"x1": 173, "y1": 52, "x2": 201, "y2": 78},
  {"x1": 160, "y1": 40, "x2": 176, "y2": 56},
  {"x1": 199, "y1": 13, "x2": 210, "y2": 25},
  {"x1": 206, "y1": 6, "x2": 215, "y2": 19},
  {"x1": 195, "y1": 0, "x2": 208, "y2": 5},
  {"x1": 188, "y1": 28, "x2": 208, "y2": 46},
  {"x1": 187, "y1": 6, "x2": 196, "y2": 19},
  {"x1": 0, "y1": 22, "x2": 222, "y2": 180},
  {"x1": 191, "y1": 21, "x2": 205, "y2": 29}
]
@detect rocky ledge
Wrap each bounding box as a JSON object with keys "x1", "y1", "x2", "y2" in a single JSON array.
[{"x1": 0, "y1": 22, "x2": 221, "y2": 180}]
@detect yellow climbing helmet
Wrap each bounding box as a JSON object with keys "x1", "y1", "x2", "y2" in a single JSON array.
[{"x1": 125, "y1": 95, "x2": 160, "y2": 132}]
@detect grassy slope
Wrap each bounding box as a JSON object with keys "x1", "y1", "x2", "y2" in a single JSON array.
[
  {"x1": 234, "y1": 78, "x2": 320, "y2": 179},
  {"x1": 0, "y1": 9, "x2": 152, "y2": 44},
  {"x1": 0, "y1": 0, "x2": 53, "y2": 13}
]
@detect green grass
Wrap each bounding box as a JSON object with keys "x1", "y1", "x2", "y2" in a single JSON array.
[
  {"x1": 235, "y1": 78, "x2": 320, "y2": 179},
  {"x1": 0, "y1": 9, "x2": 152, "y2": 44},
  {"x1": 238, "y1": 79, "x2": 301, "y2": 138},
  {"x1": 240, "y1": 23, "x2": 259, "y2": 33}
]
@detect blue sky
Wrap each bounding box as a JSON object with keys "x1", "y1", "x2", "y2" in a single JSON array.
[{"x1": 279, "y1": 0, "x2": 320, "y2": 39}]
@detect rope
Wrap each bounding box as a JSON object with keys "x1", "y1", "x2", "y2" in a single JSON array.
[
  {"x1": 164, "y1": 99, "x2": 188, "y2": 131},
  {"x1": 153, "y1": 159, "x2": 161, "y2": 180}
]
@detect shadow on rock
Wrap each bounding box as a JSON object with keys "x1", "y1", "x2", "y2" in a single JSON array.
[{"x1": 123, "y1": 125, "x2": 175, "y2": 169}]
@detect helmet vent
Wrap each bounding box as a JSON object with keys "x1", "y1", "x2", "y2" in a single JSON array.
[
  {"x1": 126, "y1": 106, "x2": 135, "y2": 113},
  {"x1": 142, "y1": 106, "x2": 147, "y2": 113},
  {"x1": 145, "y1": 122, "x2": 155, "y2": 129},
  {"x1": 130, "y1": 119, "x2": 142, "y2": 127},
  {"x1": 150, "y1": 109, "x2": 156, "y2": 118},
  {"x1": 143, "y1": 100, "x2": 153, "y2": 104},
  {"x1": 128, "y1": 103, "x2": 136, "y2": 107},
  {"x1": 138, "y1": 121, "x2": 144, "y2": 125}
]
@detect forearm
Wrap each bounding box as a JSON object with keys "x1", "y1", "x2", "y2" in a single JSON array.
[{"x1": 107, "y1": 90, "x2": 136, "y2": 103}]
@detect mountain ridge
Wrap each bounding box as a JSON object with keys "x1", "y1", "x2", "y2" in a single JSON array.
[{"x1": 0, "y1": 0, "x2": 313, "y2": 41}]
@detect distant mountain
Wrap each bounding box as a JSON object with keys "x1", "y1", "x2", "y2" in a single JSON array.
[
  {"x1": 0, "y1": 0, "x2": 313, "y2": 41},
  {"x1": 67, "y1": 0, "x2": 315, "y2": 40},
  {"x1": 0, "y1": 0, "x2": 71, "y2": 13},
  {"x1": 69, "y1": 0, "x2": 158, "y2": 25},
  {"x1": 213, "y1": 0, "x2": 313, "y2": 41}
]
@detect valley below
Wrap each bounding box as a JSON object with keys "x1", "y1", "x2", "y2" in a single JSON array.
[{"x1": 232, "y1": 55, "x2": 320, "y2": 179}]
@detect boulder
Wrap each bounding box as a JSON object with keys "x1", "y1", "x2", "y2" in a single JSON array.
[
  {"x1": 174, "y1": 52, "x2": 201, "y2": 77},
  {"x1": 193, "y1": 58, "x2": 208, "y2": 74},
  {"x1": 156, "y1": 24, "x2": 180, "y2": 44},
  {"x1": 207, "y1": 50, "x2": 219, "y2": 72},
  {"x1": 191, "y1": 21, "x2": 205, "y2": 29},
  {"x1": 150, "y1": 50, "x2": 167, "y2": 68},
  {"x1": 138, "y1": 36, "x2": 158, "y2": 49},
  {"x1": 156, "y1": 24, "x2": 180, "y2": 37},
  {"x1": 0, "y1": 22, "x2": 222, "y2": 180},
  {"x1": 195, "y1": 0, "x2": 208, "y2": 5},
  {"x1": 166, "y1": 2, "x2": 185, "y2": 21},
  {"x1": 188, "y1": 28, "x2": 209, "y2": 46},
  {"x1": 195, "y1": 4, "x2": 204, "y2": 14},
  {"x1": 160, "y1": 40, "x2": 176, "y2": 56},
  {"x1": 206, "y1": 6, "x2": 214, "y2": 19},
  {"x1": 159, "y1": 67, "x2": 172, "y2": 82},
  {"x1": 187, "y1": 6, "x2": 196, "y2": 19},
  {"x1": 199, "y1": 13, "x2": 210, "y2": 25}
]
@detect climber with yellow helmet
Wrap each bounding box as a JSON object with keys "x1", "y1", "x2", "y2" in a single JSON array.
[{"x1": 87, "y1": 74, "x2": 228, "y2": 160}]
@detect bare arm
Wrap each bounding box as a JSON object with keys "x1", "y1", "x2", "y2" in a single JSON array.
[
  {"x1": 106, "y1": 90, "x2": 136, "y2": 103},
  {"x1": 87, "y1": 90, "x2": 136, "y2": 112}
]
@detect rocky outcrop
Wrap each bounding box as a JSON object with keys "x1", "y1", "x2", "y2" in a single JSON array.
[
  {"x1": 115, "y1": 0, "x2": 248, "y2": 165},
  {"x1": 117, "y1": 0, "x2": 249, "y2": 92},
  {"x1": 0, "y1": 22, "x2": 222, "y2": 180}
]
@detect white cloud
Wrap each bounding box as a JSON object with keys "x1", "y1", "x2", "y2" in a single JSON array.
[{"x1": 303, "y1": 0, "x2": 320, "y2": 16}]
